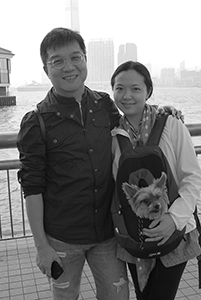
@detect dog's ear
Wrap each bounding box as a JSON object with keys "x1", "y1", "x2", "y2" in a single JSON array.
[
  {"x1": 122, "y1": 182, "x2": 139, "y2": 199},
  {"x1": 154, "y1": 172, "x2": 167, "y2": 189}
]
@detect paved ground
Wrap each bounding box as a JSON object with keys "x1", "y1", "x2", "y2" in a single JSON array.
[{"x1": 0, "y1": 236, "x2": 201, "y2": 300}]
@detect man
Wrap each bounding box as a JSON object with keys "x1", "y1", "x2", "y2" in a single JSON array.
[{"x1": 17, "y1": 27, "x2": 129, "y2": 300}]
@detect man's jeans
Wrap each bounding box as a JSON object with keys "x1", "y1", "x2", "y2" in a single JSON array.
[{"x1": 47, "y1": 236, "x2": 129, "y2": 300}]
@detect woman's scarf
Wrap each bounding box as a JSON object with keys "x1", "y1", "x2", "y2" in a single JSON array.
[{"x1": 119, "y1": 104, "x2": 158, "y2": 148}]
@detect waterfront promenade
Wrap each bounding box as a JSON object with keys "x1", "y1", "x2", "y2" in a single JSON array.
[{"x1": 0, "y1": 236, "x2": 201, "y2": 300}]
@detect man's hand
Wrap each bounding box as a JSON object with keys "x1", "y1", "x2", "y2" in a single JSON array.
[
  {"x1": 157, "y1": 105, "x2": 184, "y2": 122},
  {"x1": 36, "y1": 244, "x2": 61, "y2": 278},
  {"x1": 142, "y1": 213, "x2": 176, "y2": 245}
]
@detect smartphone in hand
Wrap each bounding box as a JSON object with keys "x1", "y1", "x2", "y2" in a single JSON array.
[{"x1": 51, "y1": 261, "x2": 64, "y2": 279}]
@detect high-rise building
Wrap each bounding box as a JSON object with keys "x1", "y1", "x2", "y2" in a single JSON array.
[
  {"x1": 86, "y1": 39, "x2": 114, "y2": 90},
  {"x1": 65, "y1": 0, "x2": 80, "y2": 31},
  {"x1": 117, "y1": 43, "x2": 137, "y2": 66}
]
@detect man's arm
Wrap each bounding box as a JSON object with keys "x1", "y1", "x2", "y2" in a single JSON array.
[{"x1": 26, "y1": 194, "x2": 61, "y2": 277}]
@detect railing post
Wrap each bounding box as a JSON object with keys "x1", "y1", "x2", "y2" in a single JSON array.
[
  {"x1": 20, "y1": 187, "x2": 26, "y2": 236},
  {"x1": 7, "y1": 169, "x2": 14, "y2": 238},
  {"x1": 0, "y1": 214, "x2": 2, "y2": 239}
]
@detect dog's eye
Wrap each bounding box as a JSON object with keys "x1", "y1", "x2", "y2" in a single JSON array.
[
  {"x1": 152, "y1": 194, "x2": 160, "y2": 200},
  {"x1": 142, "y1": 199, "x2": 150, "y2": 205}
]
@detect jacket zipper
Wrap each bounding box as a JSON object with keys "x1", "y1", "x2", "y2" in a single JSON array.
[{"x1": 77, "y1": 101, "x2": 84, "y2": 126}]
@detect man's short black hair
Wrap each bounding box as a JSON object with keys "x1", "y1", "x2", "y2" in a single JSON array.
[{"x1": 40, "y1": 27, "x2": 86, "y2": 65}]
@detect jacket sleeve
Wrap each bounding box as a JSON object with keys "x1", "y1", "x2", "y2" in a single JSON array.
[
  {"x1": 161, "y1": 116, "x2": 201, "y2": 231},
  {"x1": 16, "y1": 110, "x2": 47, "y2": 197}
]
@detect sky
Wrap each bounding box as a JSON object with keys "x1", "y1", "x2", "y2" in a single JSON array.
[{"x1": 1, "y1": 0, "x2": 201, "y2": 87}]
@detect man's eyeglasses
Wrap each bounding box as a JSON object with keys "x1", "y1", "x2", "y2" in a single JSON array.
[{"x1": 46, "y1": 53, "x2": 85, "y2": 69}]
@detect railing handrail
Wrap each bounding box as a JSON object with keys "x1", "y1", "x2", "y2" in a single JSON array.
[
  {"x1": 0, "y1": 123, "x2": 201, "y2": 149},
  {"x1": 0, "y1": 131, "x2": 18, "y2": 149},
  {"x1": 185, "y1": 123, "x2": 201, "y2": 136},
  {"x1": 0, "y1": 159, "x2": 20, "y2": 170}
]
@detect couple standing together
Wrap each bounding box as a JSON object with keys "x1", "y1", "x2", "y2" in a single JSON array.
[{"x1": 17, "y1": 27, "x2": 201, "y2": 300}]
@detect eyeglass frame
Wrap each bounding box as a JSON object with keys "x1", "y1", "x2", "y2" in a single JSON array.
[{"x1": 46, "y1": 53, "x2": 85, "y2": 69}]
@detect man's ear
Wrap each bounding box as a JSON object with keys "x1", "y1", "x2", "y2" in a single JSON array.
[{"x1": 43, "y1": 65, "x2": 48, "y2": 76}]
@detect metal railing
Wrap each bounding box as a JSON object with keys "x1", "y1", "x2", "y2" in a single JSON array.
[{"x1": 0, "y1": 125, "x2": 201, "y2": 240}]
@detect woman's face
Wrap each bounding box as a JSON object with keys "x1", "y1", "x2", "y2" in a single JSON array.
[{"x1": 113, "y1": 69, "x2": 149, "y2": 120}]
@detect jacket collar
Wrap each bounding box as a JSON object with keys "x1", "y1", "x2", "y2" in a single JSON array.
[{"x1": 36, "y1": 86, "x2": 103, "y2": 114}]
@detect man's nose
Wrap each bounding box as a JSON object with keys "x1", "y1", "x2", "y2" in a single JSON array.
[{"x1": 62, "y1": 60, "x2": 75, "y2": 71}]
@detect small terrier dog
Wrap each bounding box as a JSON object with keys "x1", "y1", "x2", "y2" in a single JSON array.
[
  {"x1": 122, "y1": 172, "x2": 170, "y2": 292},
  {"x1": 122, "y1": 172, "x2": 169, "y2": 220}
]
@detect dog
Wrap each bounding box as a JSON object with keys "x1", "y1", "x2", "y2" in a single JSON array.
[
  {"x1": 122, "y1": 172, "x2": 169, "y2": 291},
  {"x1": 122, "y1": 172, "x2": 169, "y2": 220}
]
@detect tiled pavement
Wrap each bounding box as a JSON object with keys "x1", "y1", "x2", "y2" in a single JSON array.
[{"x1": 0, "y1": 237, "x2": 201, "y2": 300}]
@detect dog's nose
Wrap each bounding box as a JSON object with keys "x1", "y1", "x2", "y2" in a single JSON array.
[{"x1": 153, "y1": 203, "x2": 161, "y2": 210}]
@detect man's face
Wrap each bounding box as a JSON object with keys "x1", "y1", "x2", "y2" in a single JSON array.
[{"x1": 44, "y1": 41, "x2": 87, "y2": 97}]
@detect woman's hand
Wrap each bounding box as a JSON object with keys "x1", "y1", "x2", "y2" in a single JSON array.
[{"x1": 142, "y1": 213, "x2": 176, "y2": 245}]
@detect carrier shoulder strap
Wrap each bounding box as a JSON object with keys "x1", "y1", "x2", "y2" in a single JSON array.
[
  {"x1": 116, "y1": 113, "x2": 169, "y2": 152},
  {"x1": 34, "y1": 108, "x2": 46, "y2": 143},
  {"x1": 146, "y1": 113, "x2": 169, "y2": 145},
  {"x1": 116, "y1": 134, "x2": 132, "y2": 154}
]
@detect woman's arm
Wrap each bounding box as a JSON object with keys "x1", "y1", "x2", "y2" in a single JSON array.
[{"x1": 166, "y1": 117, "x2": 201, "y2": 230}]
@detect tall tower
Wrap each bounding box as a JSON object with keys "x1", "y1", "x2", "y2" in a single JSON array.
[{"x1": 65, "y1": 0, "x2": 80, "y2": 32}]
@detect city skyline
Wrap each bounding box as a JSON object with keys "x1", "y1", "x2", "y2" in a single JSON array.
[{"x1": 1, "y1": 0, "x2": 201, "y2": 87}]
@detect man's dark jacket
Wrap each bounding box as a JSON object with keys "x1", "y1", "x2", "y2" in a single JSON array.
[{"x1": 17, "y1": 87, "x2": 121, "y2": 244}]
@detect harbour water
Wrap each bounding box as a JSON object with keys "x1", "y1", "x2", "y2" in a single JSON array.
[{"x1": 0, "y1": 87, "x2": 201, "y2": 237}]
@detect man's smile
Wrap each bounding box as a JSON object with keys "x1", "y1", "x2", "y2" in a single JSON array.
[{"x1": 63, "y1": 75, "x2": 78, "y2": 81}]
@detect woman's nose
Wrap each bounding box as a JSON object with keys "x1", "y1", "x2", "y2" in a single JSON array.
[{"x1": 123, "y1": 92, "x2": 132, "y2": 99}]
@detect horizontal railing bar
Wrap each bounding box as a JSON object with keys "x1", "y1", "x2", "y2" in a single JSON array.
[
  {"x1": 0, "y1": 159, "x2": 20, "y2": 170},
  {"x1": 186, "y1": 124, "x2": 201, "y2": 137},
  {"x1": 0, "y1": 123, "x2": 201, "y2": 149},
  {"x1": 0, "y1": 146, "x2": 201, "y2": 172},
  {"x1": 195, "y1": 146, "x2": 201, "y2": 155},
  {"x1": 0, "y1": 124, "x2": 200, "y2": 171},
  {"x1": 0, "y1": 132, "x2": 18, "y2": 149}
]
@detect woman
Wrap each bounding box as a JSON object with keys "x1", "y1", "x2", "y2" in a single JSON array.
[{"x1": 111, "y1": 61, "x2": 201, "y2": 300}]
